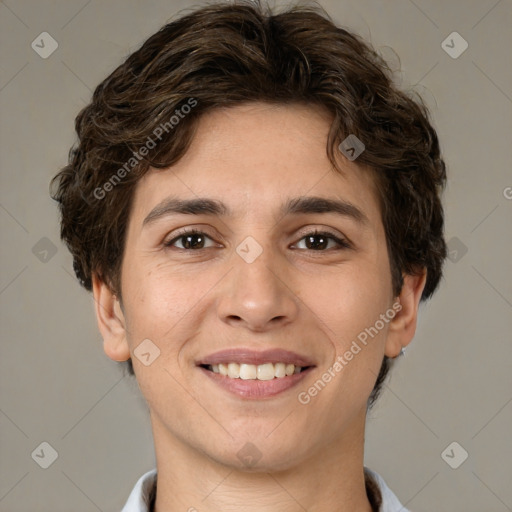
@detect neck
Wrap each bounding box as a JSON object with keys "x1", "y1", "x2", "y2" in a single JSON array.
[{"x1": 151, "y1": 410, "x2": 373, "y2": 512}]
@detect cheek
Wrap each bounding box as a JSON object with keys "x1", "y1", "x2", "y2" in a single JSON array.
[
  {"x1": 306, "y1": 264, "x2": 390, "y2": 341},
  {"x1": 121, "y1": 261, "x2": 206, "y2": 350},
  {"x1": 120, "y1": 266, "x2": 208, "y2": 404},
  {"x1": 301, "y1": 259, "x2": 392, "y2": 407}
]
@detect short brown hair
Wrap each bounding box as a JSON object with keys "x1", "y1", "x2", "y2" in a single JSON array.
[{"x1": 51, "y1": 0, "x2": 447, "y2": 406}]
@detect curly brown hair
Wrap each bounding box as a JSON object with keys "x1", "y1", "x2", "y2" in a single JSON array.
[{"x1": 51, "y1": 0, "x2": 447, "y2": 406}]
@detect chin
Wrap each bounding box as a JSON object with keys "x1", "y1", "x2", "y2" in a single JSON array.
[{"x1": 206, "y1": 434, "x2": 310, "y2": 474}]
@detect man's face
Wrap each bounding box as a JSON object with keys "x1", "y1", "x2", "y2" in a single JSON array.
[{"x1": 108, "y1": 103, "x2": 398, "y2": 470}]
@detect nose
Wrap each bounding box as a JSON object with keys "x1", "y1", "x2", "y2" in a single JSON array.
[{"x1": 216, "y1": 248, "x2": 300, "y2": 332}]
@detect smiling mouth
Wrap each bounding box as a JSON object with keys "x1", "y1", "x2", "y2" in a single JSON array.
[{"x1": 200, "y1": 362, "x2": 311, "y2": 380}]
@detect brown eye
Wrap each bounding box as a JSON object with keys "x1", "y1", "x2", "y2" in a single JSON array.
[
  {"x1": 165, "y1": 230, "x2": 215, "y2": 249},
  {"x1": 295, "y1": 231, "x2": 351, "y2": 251},
  {"x1": 304, "y1": 234, "x2": 329, "y2": 250}
]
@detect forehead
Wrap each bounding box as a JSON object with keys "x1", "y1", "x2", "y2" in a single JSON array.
[{"x1": 131, "y1": 102, "x2": 380, "y2": 223}]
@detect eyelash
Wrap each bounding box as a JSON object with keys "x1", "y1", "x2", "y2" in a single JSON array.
[{"x1": 164, "y1": 228, "x2": 351, "y2": 251}]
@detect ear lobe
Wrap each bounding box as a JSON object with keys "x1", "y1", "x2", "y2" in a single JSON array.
[
  {"x1": 384, "y1": 269, "x2": 427, "y2": 358},
  {"x1": 92, "y1": 274, "x2": 131, "y2": 362}
]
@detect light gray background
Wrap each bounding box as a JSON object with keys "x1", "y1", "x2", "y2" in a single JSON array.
[{"x1": 1, "y1": 0, "x2": 511, "y2": 510}]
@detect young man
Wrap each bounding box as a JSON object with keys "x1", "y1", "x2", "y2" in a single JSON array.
[{"x1": 52, "y1": 1, "x2": 447, "y2": 510}]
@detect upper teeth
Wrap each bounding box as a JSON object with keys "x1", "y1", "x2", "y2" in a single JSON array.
[{"x1": 209, "y1": 363, "x2": 302, "y2": 380}]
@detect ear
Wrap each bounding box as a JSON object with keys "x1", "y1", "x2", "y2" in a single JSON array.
[
  {"x1": 92, "y1": 274, "x2": 131, "y2": 362},
  {"x1": 384, "y1": 269, "x2": 427, "y2": 358}
]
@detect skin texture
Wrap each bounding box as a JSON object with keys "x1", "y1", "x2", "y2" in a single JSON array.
[{"x1": 93, "y1": 103, "x2": 426, "y2": 511}]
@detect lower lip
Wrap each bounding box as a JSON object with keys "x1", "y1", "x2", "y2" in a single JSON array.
[{"x1": 199, "y1": 366, "x2": 314, "y2": 399}]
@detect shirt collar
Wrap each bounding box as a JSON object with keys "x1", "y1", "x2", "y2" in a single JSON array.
[{"x1": 121, "y1": 467, "x2": 409, "y2": 512}]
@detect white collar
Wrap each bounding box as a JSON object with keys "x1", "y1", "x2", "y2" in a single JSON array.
[{"x1": 121, "y1": 467, "x2": 409, "y2": 512}]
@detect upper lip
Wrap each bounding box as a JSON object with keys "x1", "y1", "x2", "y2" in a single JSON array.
[{"x1": 197, "y1": 348, "x2": 315, "y2": 367}]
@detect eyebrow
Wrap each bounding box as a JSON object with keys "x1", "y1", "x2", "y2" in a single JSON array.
[
  {"x1": 142, "y1": 195, "x2": 369, "y2": 227},
  {"x1": 281, "y1": 196, "x2": 368, "y2": 225},
  {"x1": 143, "y1": 197, "x2": 228, "y2": 226}
]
